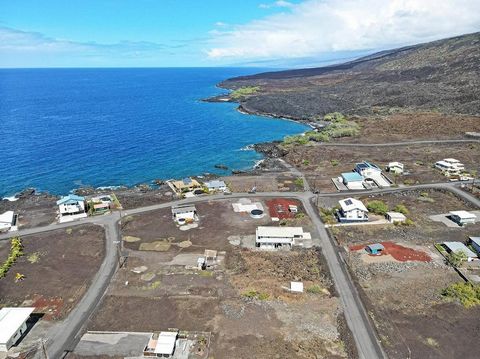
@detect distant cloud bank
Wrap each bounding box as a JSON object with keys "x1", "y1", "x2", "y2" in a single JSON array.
[{"x1": 207, "y1": 0, "x2": 480, "y2": 61}]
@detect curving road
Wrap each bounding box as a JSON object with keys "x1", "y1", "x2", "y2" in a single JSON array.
[{"x1": 2, "y1": 180, "x2": 479, "y2": 358}]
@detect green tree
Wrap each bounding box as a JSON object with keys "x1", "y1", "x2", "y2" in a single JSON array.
[{"x1": 366, "y1": 200, "x2": 389, "y2": 215}]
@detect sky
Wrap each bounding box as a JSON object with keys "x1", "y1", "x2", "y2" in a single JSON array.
[{"x1": 0, "y1": 0, "x2": 479, "y2": 68}]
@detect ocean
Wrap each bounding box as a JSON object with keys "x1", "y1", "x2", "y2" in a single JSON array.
[{"x1": 0, "y1": 68, "x2": 308, "y2": 197}]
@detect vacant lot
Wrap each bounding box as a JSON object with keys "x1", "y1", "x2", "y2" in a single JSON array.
[
  {"x1": 289, "y1": 142, "x2": 480, "y2": 192},
  {"x1": 342, "y1": 112, "x2": 480, "y2": 143},
  {"x1": 88, "y1": 199, "x2": 352, "y2": 358},
  {"x1": 0, "y1": 225, "x2": 105, "y2": 320}
]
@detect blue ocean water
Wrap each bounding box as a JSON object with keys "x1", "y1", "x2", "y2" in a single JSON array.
[{"x1": 0, "y1": 68, "x2": 308, "y2": 197}]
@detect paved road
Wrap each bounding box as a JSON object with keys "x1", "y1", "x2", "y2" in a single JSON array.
[
  {"x1": 317, "y1": 139, "x2": 480, "y2": 147},
  {"x1": 3, "y1": 180, "x2": 479, "y2": 358}
]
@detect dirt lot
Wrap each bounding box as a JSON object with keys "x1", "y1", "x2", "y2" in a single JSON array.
[
  {"x1": 0, "y1": 193, "x2": 57, "y2": 229},
  {"x1": 288, "y1": 142, "x2": 480, "y2": 192},
  {"x1": 88, "y1": 199, "x2": 352, "y2": 359},
  {"x1": 323, "y1": 189, "x2": 480, "y2": 358},
  {"x1": 342, "y1": 112, "x2": 480, "y2": 143},
  {"x1": 223, "y1": 172, "x2": 303, "y2": 193},
  {"x1": 0, "y1": 225, "x2": 105, "y2": 320},
  {"x1": 326, "y1": 189, "x2": 480, "y2": 247}
]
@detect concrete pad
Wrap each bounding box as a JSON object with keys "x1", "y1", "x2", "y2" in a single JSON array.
[
  {"x1": 74, "y1": 332, "x2": 150, "y2": 357},
  {"x1": 429, "y1": 210, "x2": 480, "y2": 228},
  {"x1": 326, "y1": 219, "x2": 389, "y2": 228}
]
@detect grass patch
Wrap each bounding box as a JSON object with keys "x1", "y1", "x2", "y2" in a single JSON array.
[
  {"x1": 198, "y1": 270, "x2": 214, "y2": 277},
  {"x1": 425, "y1": 337, "x2": 439, "y2": 348},
  {"x1": 306, "y1": 284, "x2": 324, "y2": 294},
  {"x1": 242, "y1": 289, "x2": 270, "y2": 301},
  {"x1": 442, "y1": 282, "x2": 480, "y2": 307},
  {"x1": 294, "y1": 177, "x2": 304, "y2": 187},
  {"x1": 366, "y1": 200, "x2": 389, "y2": 215},
  {"x1": 393, "y1": 204, "x2": 409, "y2": 215},
  {"x1": 230, "y1": 86, "x2": 260, "y2": 100},
  {"x1": 65, "y1": 228, "x2": 73, "y2": 235},
  {"x1": 27, "y1": 252, "x2": 44, "y2": 264}
]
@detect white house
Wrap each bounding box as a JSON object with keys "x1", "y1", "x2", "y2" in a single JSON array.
[
  {"x1": 443, "y1": 241, "x2": 478, "y2": 261},
  {"x1": 337, "y1": 198, "x2": 369, "y2": 222},
  {"x1": 0, "y1": 307, "x2": 35, "y2": 352},
  {"x1": 354, "y1": 161, "x2": 391, "y2": 187},
  {"x1": 143, "y1": 331, "x2": 178, "y2": 358},
  {"x1": 449, "y1": 210, "x2": 477, "y2": 226},
  {"x1": 57, "y1": 194, "x2": 86, "y2": 216},
  {"x1": 171, "y1": 205, "x2": 198, "y2": 224},
  {"x1": 386, "y1": 211, "x2": 407, "y2": 224},
  {"x1": 340, "y1": 172, "x2": 364, "y2": 190},
  {"x1": 435, "y1": 158, "x2": 465, "y2": 175},
  {"x1": 204, "y1": 180, "x2": 227, "y2": 192},
  {"x1": 386, "y1": 162, "x2": 404, "y2": 174},
  {"x1": 0, "y1": 211, "x2": 18, "y2": 233},
  {"x1": 255, "y1": 226, "x2": 311, "y2": 250}
]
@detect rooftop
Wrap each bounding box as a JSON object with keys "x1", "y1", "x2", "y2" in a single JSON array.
[
  {"x1": 341, "y1": 172, "x2": 364, "y2": 182},
  {"x1": 0, "y1": 211, "x2": 14, "y2": 224},
  {"x1": 56, "y1": 194, "x2": 85, "y2": 205},
  {"x1": 171, "y1": 205, "x2": 196, "y2": 214},
  {"x1": 367, "y1": 243, "x2": 385, "y2": 251},
  {"x1": 386, "y1": 211, "x2": 407, "y2": 219},
  {"x1": 443, "y1": 242, "x2": 477, "y2": 258},
  {"x1": 0, "y1": 307, "x2": 35, "y2": 344},
  {"x1": 256, "y1": 226, "x2": 306, "y2": 238},
  {"x1": 155, "y1": 331, "x2": 177, "y2": 355},
  {"x1": 339, "y1": 198, "x2": 368, "y2": 212},
  {"x1": 449, "y1": 210, "x2": 477, "y2": 219},
  {"x1": 469, "y1": 237, "x2": 480, "y2": 246}
]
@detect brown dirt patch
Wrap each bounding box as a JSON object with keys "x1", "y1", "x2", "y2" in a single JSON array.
[
  {"x1": 0, "y1": 225, "x2": 105, "y2": 320},
  {"x1": 265, "y1": 198, "x2": 301, "y2": 219},
  {"x1": 350, "y1": 242, "x2": 431, "y2": 262}
]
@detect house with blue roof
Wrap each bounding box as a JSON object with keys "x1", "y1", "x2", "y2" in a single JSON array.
[
  {"x1": 340, "y1": 172, "x2": 365, "y2": 190},
  {"x1": 56, "y1": 194, "x2": 87, "y2": 220}
]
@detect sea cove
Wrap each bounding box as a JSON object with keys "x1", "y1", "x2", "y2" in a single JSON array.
[{"x1": 0, "y1": 68, "x2": 308, "y2": 197}]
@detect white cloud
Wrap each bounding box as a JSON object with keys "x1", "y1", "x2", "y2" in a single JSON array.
[
  {"x1": 260, "y1": 1, "x2": 295, "y2": 9},
  {"x1": 208, "y1": 0, "x2": 480, "y2": 61}
]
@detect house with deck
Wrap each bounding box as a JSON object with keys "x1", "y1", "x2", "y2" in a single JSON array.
[
  {"x1": 354, "y1": 161, "x2": 391, "y2": 188},
  {"x1": 57, "y1": 194, "x2": 87, "y2": 222},
  {"x1": 169, "y1": 177, "x2": 201, "y2": 194},
  {"x1": 435, "y1": 158, "x2": 465, "y2": 175},
  {"x1": 204, "y1": 180, "x2": 227, "y2": 192},
  {"x1": 255, "y1": 226, "x2": 311, "y2": 250},
  {"x1": 337, "y1": 198, "x2": 369, "y2": 222}
]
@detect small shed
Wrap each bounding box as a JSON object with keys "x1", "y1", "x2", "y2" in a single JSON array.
[
  {"x1": 366, "y1": 243, "x2": 385, "y2": 255},
  {"x1": 386, "y1": 211, "x2": 407, "y2": 224},
  {"x1": 449, "y1": 211, "x2": 477, "y2": 226},
  {"x1": 290, "y1": 282, "x2": 304, "y2": 293}
]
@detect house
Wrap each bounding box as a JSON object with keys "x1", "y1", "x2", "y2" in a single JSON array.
[
  {"x1": 386, "y1": 162, "x2": 404, "y2": 174},
  {"x1": 255, "y1": 226, "x2": 311, "y2": 250},
  {"x1": 171, "y1": 205, "x2": 197, "y2": 224},
  {"x1": 386, "y1": 211, "x2": 407, "y2": 224},
  {"x1": 0, "y1": 211, "x2": 18, "y2": 233},
  {"x1": 0, "y1": 307, "x2": 35, "y2": 352},
  {"x1": 366, "y1": 243, "x2": 385, "y2": 255},
  {"x1": 143, "y1": 331, "x2": 178, "y2": 358},
  {"x1": 340, "y1": 172, "x2": 364, "y2": 190},
  {"x1": 88, "y1": 195, "x2": 112, "y2": 215},
  {"x1": 354, "y1": 161, "x2": 391, "y2": 187},
  {"x1": 435, "y1": 158, "x2": 465, "y2": 175},
  {"x1": 443, "y1": 241, "x2": 478, "y2": 261},
  {"x1": 337, "y1": 198, "x2": 369, "y2": 222},
  {"x1": 449, "y1": 210, "x2": 477, "y2": 226},
  {"x1": 204, "y1": 180, "x2": 227, "y2": 192},
  {"x1": 169, "y1": 177, "x2": 201, "y2": 194},
  {"x1": 469, "y1": 237, "x2": 480, "y2": 254},
  {"x1": 56, "y1": 194, "x2": 86, "y2": 218}
]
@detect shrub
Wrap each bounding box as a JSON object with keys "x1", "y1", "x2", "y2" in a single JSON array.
[
  {"x1": 393, "y1": 204, "x2": 409, "y2": 215},
  {"x1": 323, "y1": 112, "x2": 346, "y2": 122},
  {"x1": 242, "y1": 290, "x2": 269, "y2": 300},
  {"x1": 447, "y1": 251, "x2": 467, "y2": 267},
  {"x1": 442, "y1": 282, "x2": 480, "y2": 308},
  {"x1": 302, "y1": 159, "x2": 310, "y2": 166},
  {"x1": 306, "y1": 284, "x2": 323, "y2": 294},
  {"x1": 366, "y1": 200, "x2": 389, "y2": 215},
  {"x1": 402, "y1": 218, "x2": 414, "y2": 226},
  {"x1": 294, "y1": 178, "x2": 304, "y2": 187},
  {"x1": 0, "y1": 237, "x2": 24, "y2": 278},
  {"x1": 330, "y1": 159, "x2": 340, "y2": 166}
]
